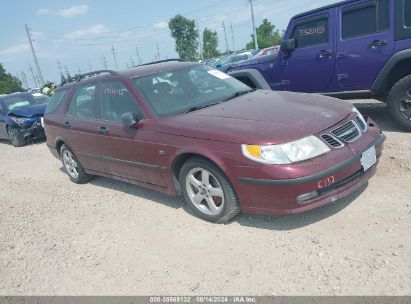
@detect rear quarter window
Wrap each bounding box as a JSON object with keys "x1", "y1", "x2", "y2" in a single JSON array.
[{"x1": 45, "y1": 89, "x2": 69, "y2": 114}]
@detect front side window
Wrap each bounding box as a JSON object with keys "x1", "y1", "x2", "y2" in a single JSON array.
[
  {"x1": 100, "y1": 81, "x2": 141, "y2": 122},
  {"x1": 342, "y1": 0, "x2": 389, "y2": 39},
  {"x1": 132, "y1": 65, "x2": 251, "y2": 117},
  {"x1": 45, "y1": 89, "x2": 69, "y2": 114},
  {"x1": 291, "y1": 17, "x2": 328, "y2": 48},
  {"x1": 405, "y1": 0, "x2": 411, "y2": 27},
  {"x1": 67, "y1": 84, "x2": 97, "y2": 119}
]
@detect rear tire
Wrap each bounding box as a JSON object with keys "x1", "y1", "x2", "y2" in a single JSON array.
[
  {"x1": 7, "y1": 127, "x2": 25, "y2": 147},
  {"x1": 179, "y1": 157, "x2": 240, "y2": 223},
  {"x1": 60, "y1": 144, "x2": 92, "y2": 184},
  {"x1": 387, "y1": 74, "x2": 411, "y2": 131}
]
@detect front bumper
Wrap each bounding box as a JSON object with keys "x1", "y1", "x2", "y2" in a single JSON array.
[
  {"x1": 234, "y1": 132, "x2": 385, "y2": 216},
  {"x1": 15, "y1": 122, "x2": 45, "y2": 140}
]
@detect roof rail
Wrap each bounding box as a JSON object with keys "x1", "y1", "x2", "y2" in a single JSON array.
[
  {"x1": 135, "y1": 58, "x2": 185, "y2": 67},
  {"x1": 61, "y1": 70, "x2": 118, "y2": 86}
]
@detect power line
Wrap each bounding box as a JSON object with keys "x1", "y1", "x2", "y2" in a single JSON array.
[{"x1": 25, "y1": 24, "x2": 44, "y2": 86}]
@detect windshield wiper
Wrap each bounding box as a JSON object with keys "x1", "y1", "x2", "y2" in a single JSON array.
[
  {"x1": 184, "y1": 102, "x2": 221, "y2": 113},
  {"x1": 222, "y1": 89, "x2": 256, "y2": 102}
]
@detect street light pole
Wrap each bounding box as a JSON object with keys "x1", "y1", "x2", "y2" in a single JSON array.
[{"x1": 248, "y1": 0, "x2": 259, "y2": 50}]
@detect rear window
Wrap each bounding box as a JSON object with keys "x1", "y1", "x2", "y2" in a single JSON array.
[
  {"x1": 291, "y1": 17, "x2": 328, "y2": 48},
  {"x1": 45, "y1": 89, "x2": 69, "y2": 114},
  {"x1": 342, "y1": 0, "x2": 389, "y2": 39},
  {"x1": 405, "y1": 1, "x2": 411, "y2": 27}
]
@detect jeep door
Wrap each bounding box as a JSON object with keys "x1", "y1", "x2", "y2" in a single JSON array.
[
  {"x1": 336, "y1": 0, "x2": 394, "y2": 89},
  {"x1": 62, "y1": 83, "x2": 104, "y2": 172},
  {"x1": 95, "y1": 80, "x2": 168, "y2": 187},
  {"x1": 279, "y1": 9, "x2": 335, "y2": 92}
]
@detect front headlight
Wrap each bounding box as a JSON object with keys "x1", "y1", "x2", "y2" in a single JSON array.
[
  {"x1": 242, "y1": 135, "x2": 330, "y2": 165},
  {"x1": 10, "y1": 117, "x2": 32, "y2": 125}
]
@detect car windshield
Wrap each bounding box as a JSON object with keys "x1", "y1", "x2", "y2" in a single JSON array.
[
  {"x1": 132, "y1": 64, "x2": 252, "y2": 117},
  {"x1": 4, "y1": 95, "x2": 37, "y2": 111}
]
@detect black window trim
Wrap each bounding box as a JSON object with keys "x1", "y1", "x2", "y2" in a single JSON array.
[
  {"x1": 341, "y1": 0, "x2": 390, "y2": 40},
  {"x1": 44, "y1": 88, "x2": 70, "y2": 114},
  {"x1": 66, "y1": 82, "x2": 100, "y2": 121},
  {"x1": 290, "y1": 13, "x2": 330, "y2": 49}
]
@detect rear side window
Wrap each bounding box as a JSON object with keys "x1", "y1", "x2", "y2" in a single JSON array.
[
  {"x1": 67, "y1": 84, "x2": 97, "y2": 119},
  {"x1": 291, "y1": 17, "x2": 328, "y2": 48},
  {"x1": 405, "y1": 1, "x2": 411, "y2": 27},
  {"x1": 45, "y1": 89, "x2": 68, "y2": 114},
  {"x1": 342, "y1": 0, "x2": 389, "y2": 39},
  {"x1": 100, "y1": 81, "x2": 141, "y2": 122}
]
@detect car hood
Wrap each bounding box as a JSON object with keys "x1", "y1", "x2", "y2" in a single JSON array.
[
  {"x1": 8, "y1": 103, "x2": 46, "y2": 118},
  {"x1": 146, "y1": 90, "x2": 353, "y2": 145},
  {"x1": 229, "y1": 53, "x2": 278, "y2": 71}
]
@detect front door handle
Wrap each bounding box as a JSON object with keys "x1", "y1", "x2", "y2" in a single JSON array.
[
  {"x1": 63, "y1": 121, "x2": 71, "y2": 129},
  {"x1": 368, "y1": 40, "x2": 387, "y2": 48},
  {"x1": 97, "y1": 126, "x2": 109, "y2": 135},
  {"x1": 318, "y1": 49, "x2": 332, "y2": 58}
]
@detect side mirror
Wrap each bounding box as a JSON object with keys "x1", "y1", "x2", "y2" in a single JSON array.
[
  {"x1": 120, "y1": 112, "x2": 143, "y2": 127},
  {"x1": 281, "y1": 39, "x2": 296, "y2": 51}
]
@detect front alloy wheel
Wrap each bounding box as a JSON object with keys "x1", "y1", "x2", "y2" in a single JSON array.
[{"x1": 180, "y1": 157, "x2": 240, "y2": 223}]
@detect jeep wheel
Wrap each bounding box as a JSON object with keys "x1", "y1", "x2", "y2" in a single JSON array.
[
  {"x1": 179, "y1": 157, "x2": 240, "y2": 223},
  {"x1": 7, "y1": 127, "x2": 26, "y2": 147},
  {"x1": 387, "y1": 75, "x2": 411, "y2": 131}
]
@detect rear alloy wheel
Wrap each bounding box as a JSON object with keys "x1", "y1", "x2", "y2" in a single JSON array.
[
  {"x1": 60, "y1": 144, "x2": 91, "y2": 184},
  {"x1": 387, "y1": 74, "x2": 411, "y2": 131},
  {"x1": 180, "y1": 158, "x2": 240, "y2": 223},
  {"x1": 7, "y1": 127, "x2": 25, "y2": 147}
]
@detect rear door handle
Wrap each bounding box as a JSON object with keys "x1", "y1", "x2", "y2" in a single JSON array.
[
  {"x1": 368, "y1": 40, "x2": 387, "y2": 48},
  {"x1": 97, "y1": 126, "x2": 108, "y2": 135},
  {"x1": 63, "y1": 121, "x2": 71, "y2": 129},
  {"x1": 318, "y1": 49, "x2": 332, "y2": 58}
]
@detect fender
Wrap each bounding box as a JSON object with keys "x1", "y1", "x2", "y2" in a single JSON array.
[
  {"x1": 228, "y1": 69, "x2": 271, "y2": 90},
  {"x1": 371, "y1": 48, "x2": 411, "y2": 92}
]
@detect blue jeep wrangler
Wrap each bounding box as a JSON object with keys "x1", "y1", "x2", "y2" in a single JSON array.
[{"x1": 228, "y1": 0, "x2": 411, "y2": 130}]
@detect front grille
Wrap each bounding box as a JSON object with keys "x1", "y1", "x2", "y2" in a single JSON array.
[
  {"x1": 321, "y1": 134, "x2": 344, "y2": 148},
  {"x1": 331, "y1": 120, "x2": 361, "y2": 143},
  {"x1": 355, "y1": 116, "x2": 367, "y2": 132}
]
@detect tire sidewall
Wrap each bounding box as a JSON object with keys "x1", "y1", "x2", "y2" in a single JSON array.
[
  {"x1": 387, "y1": 75, "x2": 411, "y2": 131},
  {"x1": 60, "y1": 144, "x2": 89, "y2": 184},
  {"x1": 7, "y1": 127, "x2": 25, "y2": 147},
  {"x1": 179, "y1": 158, "x2": 237, "y2": 223}
]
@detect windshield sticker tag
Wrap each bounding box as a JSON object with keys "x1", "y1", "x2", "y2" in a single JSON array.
[
  {"x1": 208, "y1": 70, "x2": 230, "y2": 79},
  {"x1": 104, "y1": 88, "x2": 127, "y2": 95}
]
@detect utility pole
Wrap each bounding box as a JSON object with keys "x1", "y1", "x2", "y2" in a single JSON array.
[
  {"x1": 248, "y1": 0, "x2": 259, "y2": 50},
  {"x1": 130, "y1": 56, "x2": 135, "y2": 67},
  {"x1": 136, "y1": 47, "x2": 142, "y2": 65},
  {"x1": 222, "y1": 22, "x2": 229, "y2": 54},
  {"x1": 57, "y1": 60, "x2": 63, "y2": 75},
  {"x1": 25, "y1": 24, "x2": 44, "y2": 86},
  {"x1": 101, "y1": 56, "x2": 108, "y2": 69},
  {"x1": 155, "y1": 42, "x2": 160, "y2": 61},
  {"x1": 230, "y1": 24, "x2": 235, "y2": 52},
  {"x1": 28, "y1": 63, "x2": 38, "y2": 88},
  {"x1": 110, "y1": 44, "x2": 118, "y2": 70},
  {"x1": 77, "y1": 67, "x2": 82, "y2": 75},
  {"x1": 196, "y1": 21, "x2": 203, "y2": 60},
  {"x1": 20, "y1": 71, "x2": 29, "y2": 89},
  {"x1": 64, "y1": 66, "x2": 70, "y2": 78},
  {"x1": 88, "y1": 59, "x2": 93, "y2": 72}
]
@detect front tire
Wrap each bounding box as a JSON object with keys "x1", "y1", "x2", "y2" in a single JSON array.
[
  {"x1": 387, "y1": 74, "x2": 411, "y2": 131},
  {"x1": 60, "y1": 144, "x2": 92, "y2": 184},
  {"x1": 179, "y1": 157, "x2": 240, "y2": 223},
  {"x1": 7, "y1": 127, "x2": 25, "y2": 147}
]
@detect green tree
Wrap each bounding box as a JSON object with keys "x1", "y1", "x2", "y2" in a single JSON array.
[
  {"x1": 202, "y1": 28, "x2": 219, "y2": 59},
  {"x1": 0, "y1": 63, "x2": 24, "y2": 94},
  {"x1": 245, "y1": 19, "x2": 282, "y2": 50},
  {"x1": 169, "y1": 15, "x2": 198, "y2": 61}
]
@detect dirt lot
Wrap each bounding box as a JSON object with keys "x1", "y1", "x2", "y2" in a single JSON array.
[{"x1": 0, "y1": 101, "x2": 410, "y2": 295}]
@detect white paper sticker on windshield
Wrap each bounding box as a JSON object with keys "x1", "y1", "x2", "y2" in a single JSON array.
[{"x1": 208, "y1": 70, "x2": 230, "y2": 79}]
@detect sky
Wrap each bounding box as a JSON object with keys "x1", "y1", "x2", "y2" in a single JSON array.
[{"x1": 0, "y1": 0, "x2": 336, "y2": 88}]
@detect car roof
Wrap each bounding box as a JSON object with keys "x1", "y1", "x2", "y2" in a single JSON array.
[
  {"x1": 291, "y1": 0, "x2": 357, "y2": 19},
  {"x1": 57, "y1": 60, "x2": 199, "y2": 91}
]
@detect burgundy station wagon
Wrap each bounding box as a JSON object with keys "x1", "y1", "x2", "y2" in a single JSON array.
[{"x1": 44, "y1": 60, "x2": 385, "y2": 223}]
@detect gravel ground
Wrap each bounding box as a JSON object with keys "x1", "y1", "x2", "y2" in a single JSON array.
[{"x1": 0, "y1": 101, "x2": 410, "y2": 295}]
